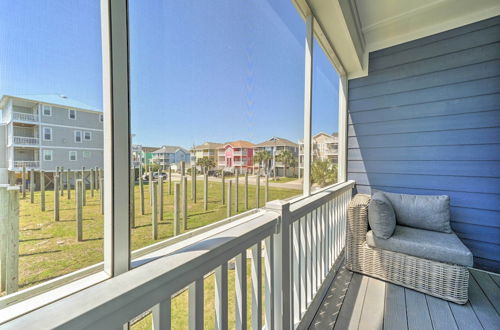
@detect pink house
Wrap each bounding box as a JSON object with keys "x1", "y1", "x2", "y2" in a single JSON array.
[{"x1": 218, "y1": 140, "x2": 255, "y2": 174}]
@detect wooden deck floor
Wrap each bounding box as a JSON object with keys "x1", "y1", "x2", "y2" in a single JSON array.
[{"x1": 310, "y1": 263, "x2": 499, "y2": 330}]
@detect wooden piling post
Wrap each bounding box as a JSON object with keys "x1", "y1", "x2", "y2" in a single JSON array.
[
  {"x1": 90, "y1": 169, "x2": 95, "y2": 197},
  {"x1": 40, "y1": 171, "x2": 45, "y2": 211},
  {"x1": 256, "y1": 174, "x2": 260, "y2": 208},
  {"x1": 139, "y1": 175, "x2": 145, "y2": 215},
  {"x1": 4, "y1": 186, "x2": 20, "y2": 294},
  {"x1": 30, "y1": 168, "x2": 35, "y2": 204},
  {"x1": 235, "y1": 170, "x2": 239, "y2": 213},
  {"x1": 265, "y1": 174, "x2": 269, "y2": 202},
  {"x1": 76, "y1": 179, "x2": 83, "y2": 242},
  {"x1": 158, "y1": 176, "x2": 164, "y2": 221},
  {"x1": 130, "y1": 169, "x2": 135, "y2": 228},
  {"x1": 54, "y1": 175, "x2": 60, "y2": 221},
  {"x1": 227, "y1": 180, "x2": 232, "y2": 218},
  {"x1": 180, "y1": 161, "x2": 185, "y2": 176},
  {"x1": 182, "y1": 176, "x2": 188, "y2": 230},
  {"x1": 174, "y1": 182, "x2": 180, "y2": 236},
  {"x1": 152, "y1": 181, "x2": 158, "y2": 240},
  {"x1": 191, "y1": 165, "x2": 196, "y2": 203},
  {"x1": 204, "y1": 174, "x2": 208, "y2": 211},
  {"x1": 60, "y1": 167, "x2": 64, "y2": 196},
  {"x1": 0, "y1": 185, "x2": 9, "y2": 291},
  {"x1": 168, "y1": 166, "x2": 172, "y2": 195},
  {"x1": 21, "y1": 166, "x2": 26, "y2": 199},
  {"x1": 82, "y1": 173, "x2": 87, "y2": 206},
  {"x1": 149, "y1": 169, "x2": 153, "y2": 207},
  {"x1": 66, "y1": 169, "x2": 71, "y2": 199},
  {"x1": 221, "y1": 171, "x2": 225, "y2": 205},
  {"x1": 244, "y1": 172, "x2": 249, "y2": 210},
  {"x1": 99, "y1": 178, "x2": 104, "y2": 215}
]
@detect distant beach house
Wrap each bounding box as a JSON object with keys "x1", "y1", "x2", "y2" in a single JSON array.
[
  {"x1": 131, "y1": 145, "x2": 159, "y2": 168},
  {"x1": 0, "y1": 94, "x2": 103, "y2": 175},
  {"x1": 191, "y1": 142, "x2": 222, "y2": 168},
  {"x1": 152, "y1": 145, "x2": 190, "y2": 169},
  {"x1": 299, "y1": 132, "x2": 339, "y2": 176},
  {"x1": 218, "y1": 140, "x2": 254, "y2": 174},
  {"x1": 255, "y1": 137, "x2": 299, "y2": 176}
]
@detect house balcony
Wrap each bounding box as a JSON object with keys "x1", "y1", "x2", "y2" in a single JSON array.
[
  {"x1": 218, "y1": 151, "x2": 225, "y2": 157},
  {"x1": 11, "y1": 111, "x2": 39, "y2": 123},
  {"x1": 10, "y1": 160, "x2": 40, "y2": 170},
  {"x1": 10, "y1": 136, "x2": 40, "y2": 146}
]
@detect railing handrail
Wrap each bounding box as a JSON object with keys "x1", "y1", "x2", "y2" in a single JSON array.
[
  {"x1": 12, "y1": 136, "x2": 39, "y2": 144},
  {"x1": 4, "y1": 211, "x2": 280, "y2": 329},
  {"x1": 12, "y1": 112, "x2": 38, "y2": 121}
]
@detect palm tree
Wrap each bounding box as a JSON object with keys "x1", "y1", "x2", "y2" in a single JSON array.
[
  {"x1": 311, "y1": 159, "x2": 337, "y2": 187},
  {"x1": 196, "y1": 157, "x2": 215, "y2": 174},
  {"x1": 254, "y1": 150, "x2": 272, "y2": 175},
  {"x1": 276, "y1": 149, "x2": 296, "y2": 177}
]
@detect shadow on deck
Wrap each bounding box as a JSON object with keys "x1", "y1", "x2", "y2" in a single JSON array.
[{"x1": 310, "y1": 262, "x2": 499, "y2": 329}]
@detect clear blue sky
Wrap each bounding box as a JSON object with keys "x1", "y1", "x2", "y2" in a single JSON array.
[{"x1": 0, "y1": 0, "x2": 339, "y2": 148}]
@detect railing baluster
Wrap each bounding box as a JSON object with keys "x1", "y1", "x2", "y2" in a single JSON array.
[
  {"x1": 306, "y1": 213, "x2": 312, "y2": 305},
  {"x1": 215, "y1": 263, "x2": 228, "y2": 330},
  {"x1": 251, "y1": 243, "x2": 262, "y2": 330},
  {"x1": 292, "y1": 219, "x2": 300, "y2": 326},
  {"x1": 235, "y1": 251, "x2": 247, "y2": 330},
  {"x1": 264, "y1": 236, "x2": 274, "y2": 330},
  {"x1": 188, "y1": 278, "x2": 204, "y2": 330},
  {"x1": 299, "y1": 217, "x2": 307, "y2": 315},
  {"x1": 152, "y1": 298, "x2": 171, "y2": 330}
]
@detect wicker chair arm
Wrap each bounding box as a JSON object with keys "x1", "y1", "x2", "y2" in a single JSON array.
[{"x1": 347, "y1": 194, "x2": 371, "y2": 246}]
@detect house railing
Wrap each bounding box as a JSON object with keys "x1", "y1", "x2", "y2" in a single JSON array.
[
  {"x1": 5, "y1": 181, "x2": 355, "y2": 329},
  {"x1": 11, "y1": 160, "x2": 40, "y2": 169},
  {"x1": 12, "y1": 136, "x2": 39, "y2": 145},
  {"x1": 12, "y1": 112, "x2": 38, "y2": 122}
]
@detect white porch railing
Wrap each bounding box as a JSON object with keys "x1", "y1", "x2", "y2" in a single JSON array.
[
  {"x1": 12, "y1": 136, "x2": 39, "y2": 145},
  {"x1": 4, "y1": 181, "x2": 355, "y2": 329},
  {"x1": 11, "y1": 161, "x2": 40, "y2": 169},
  {"x1": 12, "y1": 112, "x2": 38, "y2": 122}
]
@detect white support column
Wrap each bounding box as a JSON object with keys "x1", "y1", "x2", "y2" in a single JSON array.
[
  {"x1": 303, "y1": 15, "x2": 314, "y2": 196},
  {"x1": 101, "y1": 0, "x2": 131, "y2": 277},
  {"x1": 338, "y1": 75, "x2": 348, "y2": 183}
]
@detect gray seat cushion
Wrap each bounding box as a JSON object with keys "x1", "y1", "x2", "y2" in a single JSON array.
[
  {"x1": 366, "y1": 226, "x2": 473, "y2": 267},
  {"x1": 380, "y1": 191, "x2": 452, "y2": 233},
  {"x1": 368, "y1": 191, "x2": 396, "y2": 239}
]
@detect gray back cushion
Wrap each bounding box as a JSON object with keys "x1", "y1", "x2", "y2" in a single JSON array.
[
  {"x1": 381, "y1": 191, "x2": 452, "y2": 233},
  {"x1": 368, "y1": 191, "x2": 396, "y2": 239}
]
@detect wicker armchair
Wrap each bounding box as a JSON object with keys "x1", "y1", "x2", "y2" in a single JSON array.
[{"x1": 346, "y1": 194, "x2": 469, "y2": 304}]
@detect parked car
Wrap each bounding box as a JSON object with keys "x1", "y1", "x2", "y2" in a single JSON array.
[{"x1": 142, "y1": 172, "x2": 168, "y2": 181}]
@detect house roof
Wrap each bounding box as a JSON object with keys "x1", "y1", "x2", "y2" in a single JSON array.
[
  {"x1": 222, "y1": 140, "x2": 255, "y2": 149},
  {"x1": 142, "y1": 146, "x2": 160, "y2": 153},
  {"x1": 1, "y1": 94, "x2": 101, "y2": 112},
  {"x1": 153, "y1": 146, "x2": 189, "y2": 154},
  {"x1": 192, "y1": 142, "x2": 223, "y2": 150},
  {"x1": 255, "y1": 137, "x2": 298, "y2": 148}
]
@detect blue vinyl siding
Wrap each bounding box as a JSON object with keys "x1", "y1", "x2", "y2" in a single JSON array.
[{"x1": 347, "y1": 16, "x2": 500, "y2": 273}]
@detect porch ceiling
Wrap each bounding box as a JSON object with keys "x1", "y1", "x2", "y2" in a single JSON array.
[{"x1": 293, "y1": 0, "x2": 500, "y2": 78}]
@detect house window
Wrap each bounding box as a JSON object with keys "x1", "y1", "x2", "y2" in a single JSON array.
[
  {"x1": 43, "y1": 150, "x2": 53, "y2": 161},
  {"x1": 68, "y1": 109, "x2": 76, "y2": 120},
  {"x1": 75, "y1": 130, "x2": 82, "y2": 143},
  {"x1": 43, "y1": 127, "x2": 52, "y2": 141},
  {"x1": 69, "y1": 151, "x2": 77, "y2": 161},
  {"x1": 84, "y1": 131, "x2": 91, "y2": 141},
  {"x1": 42, "y1": 105, "x2": 52, "y2": 116},
  {"x1": 83, "y1": 151, "x2": 91, "y2": 159}
]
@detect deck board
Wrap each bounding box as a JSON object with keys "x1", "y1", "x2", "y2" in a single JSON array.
[
  {"x1": 470, "y1": 268, "x2": 500, "y2": 314},
  {"x1": 311, "y1": 263, "x2": 500, "y2": 330},
  {"x1": 425, "y1": 295, "x2": 458, "y2": 330},
  {"x1": 405, "y1": 289, "x2": 433, "y2": 330},
  {"x1": 383, "y1": 283, "x2": 408, "y2": 330}
]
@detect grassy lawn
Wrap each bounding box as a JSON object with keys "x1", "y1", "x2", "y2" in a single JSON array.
[{"x1": 11, "y1": 179, "x2": 300, "y2": 294}]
